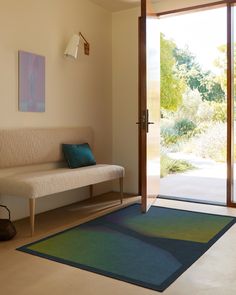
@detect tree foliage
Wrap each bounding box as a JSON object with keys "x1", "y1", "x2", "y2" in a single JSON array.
[
  {"x1": 160, "y1": 34, "x2": 227, "y2": 112},
  {"x1": 174, "y1": 47, "x2": 225, "y2": 102},
  {"x1": 214, "y1": 44, "x2": 236, "y2": 94},
  {"x1": 160, "y1": 34, "x2": 186, "y2": 111}
]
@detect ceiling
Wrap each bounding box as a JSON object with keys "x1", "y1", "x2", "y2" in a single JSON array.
[{"x1": 90, "y1": 0, "x2": 160, "y2": 12}]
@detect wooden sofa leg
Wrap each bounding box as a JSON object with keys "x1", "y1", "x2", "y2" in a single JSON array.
[
  {"x1": 89, "y1": 185, "x2": 93, "y2": 198},
  {"x1": 29, "y1": 199, "x2": 35, "y2": 237},
  {"x1": 119, "y1": 177, "x2": 124, "y2": 204}
]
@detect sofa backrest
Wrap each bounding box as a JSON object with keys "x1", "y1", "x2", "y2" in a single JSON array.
[{"x1": 0, "y1": 127, "x2": 93, "y2": 168}]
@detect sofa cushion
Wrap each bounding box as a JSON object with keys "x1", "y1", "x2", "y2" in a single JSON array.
[
  {"x1": 62, "y1": 143, "x2": 96, "y2": 169},
  {"x1": 0, "y1": 165, "x2": 125, "y2": 199}
]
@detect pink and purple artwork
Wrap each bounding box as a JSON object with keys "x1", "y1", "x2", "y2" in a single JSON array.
[{"x1": 19, "y1": 51, "x2": 45, "y2": 112}]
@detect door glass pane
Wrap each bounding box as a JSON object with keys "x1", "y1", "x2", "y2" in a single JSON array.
[
  {"x1": 147, "y1": 18, "x2": 160, "y2": 205},
  {"x1": 159, "y1": 7, "x2": 227, "y2": 204}
]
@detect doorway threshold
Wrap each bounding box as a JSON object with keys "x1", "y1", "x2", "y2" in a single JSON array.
[{"x1": 158, "y1": 195, "x2": 226, "y2": 207}]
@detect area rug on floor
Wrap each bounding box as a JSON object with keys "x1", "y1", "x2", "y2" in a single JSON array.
[{"x1": 17, "y1": 204, "x2": 236, "y2": 292}]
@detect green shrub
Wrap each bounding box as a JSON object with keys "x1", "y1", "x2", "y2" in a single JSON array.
[
  {"x1": 161, "y1": 118, "x2": 197, "y2": 148},
  {"x1": 161, "y1": 127, "x2": 179, "y2": 146},
  {"x1": 184, "y1": 123, "x2": 227, "y2": 162},
  {"x1": 161, "y1": 153, "x2": 195, "y2": 178},
  {"x1": 196, "y1": 101, "x2": 213, "y2": 123},
  {"x1": 174, "y1": 89, "x2": 202, "y2": 122},
  {"x1": 196, "y1": 101, "x2": 227, "y2": 123},
  {"x1": 174, "y1": 118, "x2": 197, "y2": 137},
  {"x1": 212, "y1": 102, "x2": 227, "y2": 123}
]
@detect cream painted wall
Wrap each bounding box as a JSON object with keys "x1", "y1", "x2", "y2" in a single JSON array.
[
  {"x1": 0, "y1": 0, "x2": 112, "y2": 220},
  {"x1": 112, "y1": 8, "x2": 140, "y2": 194},
  {"x1": 112, "y1": 0, "x2": 224, "y2": 194}
]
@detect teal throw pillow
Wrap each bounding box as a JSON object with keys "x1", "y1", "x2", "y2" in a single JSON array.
[{"x1": 62, "y1": 143, "x2": 96, "y2": 169}]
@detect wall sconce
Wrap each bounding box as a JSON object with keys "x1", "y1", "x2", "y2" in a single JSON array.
[{"x1": 64, "y1": 32, "x2": 90, "y2": 59}]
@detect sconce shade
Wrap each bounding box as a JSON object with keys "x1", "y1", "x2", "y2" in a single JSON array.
[{"x1": 64, "y1": 34, "x2": 80, "y2": 59}]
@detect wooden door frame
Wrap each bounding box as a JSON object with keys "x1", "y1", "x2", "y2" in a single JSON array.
[
  {"x1": 227, "y1": 3, "x2": 235, "y2": 207},
  {"x1": 139, "y1": 1, "x2": 147, "y2": 211},
  {"x1": 139, "y1": 0, "x2": 236, "y2": 207},
  {"x1": 149, "y1": 0, "x2": 236, "y2": 17},
  {"x1": 139, "y1": 0, "x2": 160, "y2": 212}
]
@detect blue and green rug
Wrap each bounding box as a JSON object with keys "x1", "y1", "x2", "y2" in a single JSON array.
[{"x1": 17, "y1": 204, "x2": 236, "y2": 292}]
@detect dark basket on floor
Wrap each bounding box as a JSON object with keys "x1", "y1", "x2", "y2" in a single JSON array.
[{"x1": 0, "y1": 205, "x2": 16, "y2": 241}]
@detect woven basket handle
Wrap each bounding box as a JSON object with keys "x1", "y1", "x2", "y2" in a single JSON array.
[{"x1": 0, "y1": 205, "x2": 11, "y2": 220}]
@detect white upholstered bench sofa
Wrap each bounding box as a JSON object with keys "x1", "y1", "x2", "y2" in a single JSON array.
[{"x1": 0, "y1": 127, "x2": 125, "y2": 236}]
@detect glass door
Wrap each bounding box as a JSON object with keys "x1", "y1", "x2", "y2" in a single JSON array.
[
  {"x1": 139, "y1": 0, "x2": 236, "y2": 208},
  {"x1": 146, "y1": 17, "x2": 160, "y2": 205},
  {"x1": 139, "y1": 0, "x2": 160, "y2": 212}
]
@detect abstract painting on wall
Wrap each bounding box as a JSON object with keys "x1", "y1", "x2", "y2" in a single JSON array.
[{"x1": 18, "y1": 51, "x2": 45, "y2": 112}]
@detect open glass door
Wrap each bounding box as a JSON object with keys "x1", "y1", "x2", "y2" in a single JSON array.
[
  {"x1": 139, "y1": 0, "x2": 160, "y2": 212},
  {"x1": 139, "y1": 0, "x2": 236, "y2": 209}
]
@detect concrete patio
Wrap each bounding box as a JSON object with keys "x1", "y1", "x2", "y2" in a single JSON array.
[{"x1": 160, "y1": 152, "x2": 228, "y2": 204}]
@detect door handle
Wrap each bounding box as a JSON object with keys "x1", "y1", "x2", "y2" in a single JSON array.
[
  {"x1": 146, "y1": 121, "x2": 154, "y2": 133},
  {"x1": 136, "y1": 110, "x2": 155, "y2": 133},
  {"x1": 136, "y1": 110, "x2": 147, "y2": 130}
]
